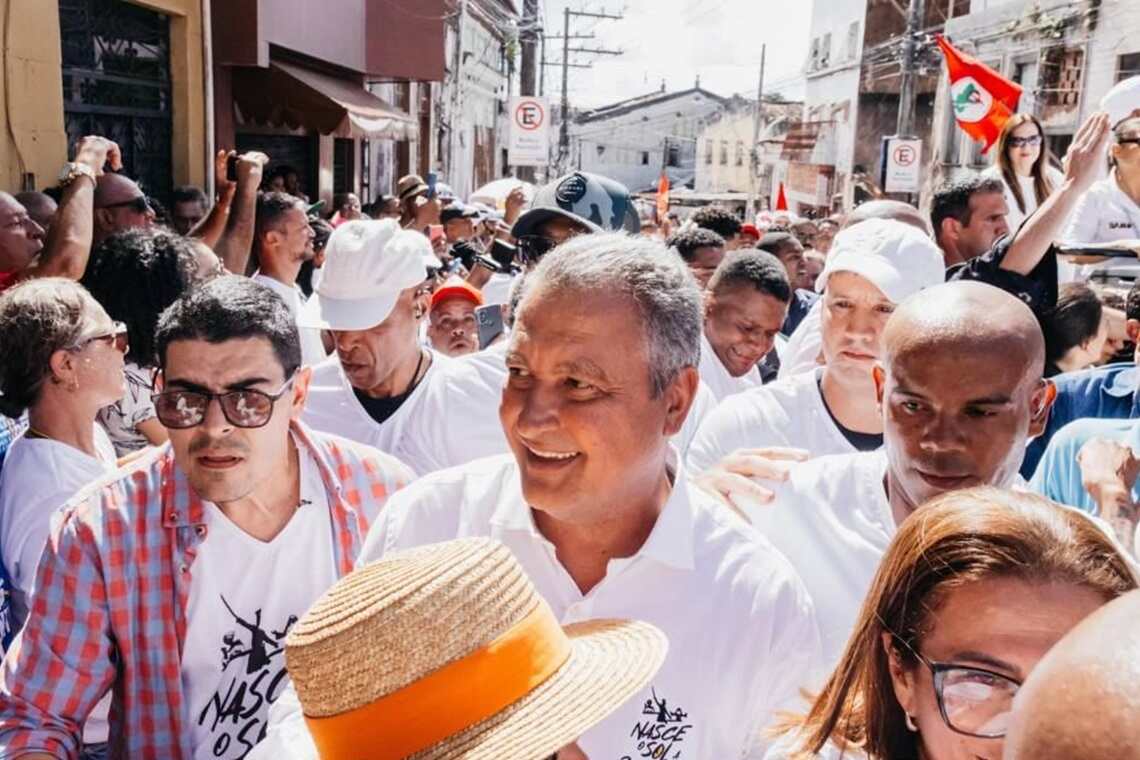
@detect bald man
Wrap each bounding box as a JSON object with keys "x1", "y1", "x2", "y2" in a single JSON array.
[
  {"x1": 738, "y1": 281, "x2": 1054, "y2": 666},
  {"x1": 1004, "y1": 590, "x2": 1140, "y2": 760},
  {"x1": 93, "y1": 173, "x2": 155, "y2": 244},
  {"x1": 13, "y1": 192, "x2": 57, "y2": 235}
]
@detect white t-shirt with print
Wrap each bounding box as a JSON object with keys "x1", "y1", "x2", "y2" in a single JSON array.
[
  {"x1": 182, "y1": 446, "x2": 337, "y2": 760},
  {"x1": 97, "y1": 362, "x2": 158, "y2": 456},
  {"x1": 687, "y1": 367, "x2": 861, "y2": 473}
]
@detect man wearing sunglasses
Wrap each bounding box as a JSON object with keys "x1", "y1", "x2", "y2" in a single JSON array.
[
  {"x1": 0, "y1": 276, "x2": 413, "y2": 758},
  {"x1": 92, "y1": 172, "x2": 155, "y2": 245}
]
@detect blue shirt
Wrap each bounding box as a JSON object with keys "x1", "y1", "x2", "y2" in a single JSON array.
[
  {"x1": 1021, "y1": 363, "x2": 1138, "y2": 478},
  {"x1": 782, "y1": 288, "x2": 819, "y2": 338},
  {"x1": 1030, "y1": 416, "x2": 1138, "y2": 515}
]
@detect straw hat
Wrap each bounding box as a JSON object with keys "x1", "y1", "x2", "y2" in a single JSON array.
[{"x1": 285, "y1": 537, "x2": 668, "y2": 760}]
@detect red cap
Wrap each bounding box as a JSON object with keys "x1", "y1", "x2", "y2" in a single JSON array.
[
  {"x1": 431, "y1": 277, "x2": 484, "y2": 310},
  {"x1": 740, "y1": 223, "x2": 761, "y2": 240}
]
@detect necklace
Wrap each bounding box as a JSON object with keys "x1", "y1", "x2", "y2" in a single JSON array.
[
  {"x1": 405, "y1": 349, "x2": 428, "y2": 397},
  {"x1": 24, "y1": 426, "x2": 52, "y2": 441}
]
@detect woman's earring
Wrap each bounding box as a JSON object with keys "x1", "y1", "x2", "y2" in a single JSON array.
[{"x1": 905, "y1": 713, "x2": 918, "y2": 732}]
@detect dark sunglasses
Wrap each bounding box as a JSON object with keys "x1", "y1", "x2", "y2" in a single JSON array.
[
  {"x1": 71, "y1": 321, "x2": 129, "y2": 354},
  {"x1": 1008, "y1": 134, "x2": 1042, "y2": 148},
  {"x1": 515, "y1": 234, "x2": 559, "y2": 265},
  {"x1": 152, "y1": 374, "x2": 296, "y2": 429},
  {"x1": 100, "y1": 196, "x2": 151, "y2": 214},
  {"x1": 1118, "y1": 137, "x2": 1140, "y2": 146}
]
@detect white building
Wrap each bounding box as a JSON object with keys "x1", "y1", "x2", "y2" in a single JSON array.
[
  {"x1": 567, "y1": 84, "x2": 729, "y2": 192},
  {"x1": 932, "y1": 0, "x2": 1140, "y2": 187},
  {"x1": 695, "y1": 98, "x2": 802, "y2": 205},
  {"x1": 795, "y1": 0, "x2": 865, "y2": 212}
]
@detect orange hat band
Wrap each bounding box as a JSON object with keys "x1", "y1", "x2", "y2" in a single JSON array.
[{"x1": 303, "y1": 602, "x2": 572, "y2": 759}]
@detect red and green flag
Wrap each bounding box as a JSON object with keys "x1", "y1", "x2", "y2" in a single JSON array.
[{"x1": 936, "y1": 34, "x2": 1022, "y2": 153}]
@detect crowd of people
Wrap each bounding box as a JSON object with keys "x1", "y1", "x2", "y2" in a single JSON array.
[{"x1": 0, "y1": 74, "x2": 1136, "y2": 760}]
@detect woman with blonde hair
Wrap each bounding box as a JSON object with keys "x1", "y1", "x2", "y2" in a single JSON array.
[
  {"x1": 985, "y1": 113, "x2": 1063, "y2": 231},
  {"x1": 767, "y1": 487, "x2": 1138, "y2": 760}
]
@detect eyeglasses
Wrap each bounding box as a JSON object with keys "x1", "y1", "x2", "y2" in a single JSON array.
[
  {"x1": 1118, "y1": 137, "x2": 1140, "y2": 147},
  {"x1": 911, "y1": 649, "x2": 1021, "y2": 738},
  {"x1": 71, "y1": 321, "x2": 129, "y2": 354},
  {"x1": 1008, "y1": 134, "x2": 1042, "y2": 149},
  {"x1": 515, "y1": 235, "x2": 560, "y2": 264},
  {"x1": 100, "y1": 196, "x2": 152, "y2": 214},
  {"x1": 151, "y1": 374, "x2": 296, "y2": 429}
]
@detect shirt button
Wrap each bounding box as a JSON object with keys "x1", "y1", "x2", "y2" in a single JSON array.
[
  {"x1": 179, "y1": 564, "x2": 189, "y2": 574},
  {"x1": 195, "y1": 525, "x2": 207, "y2": 537},
  {"x1": 168, "y1": 512, "x2": 178, "y2": 521}
]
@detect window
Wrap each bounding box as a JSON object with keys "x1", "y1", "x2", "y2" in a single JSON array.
[
  {"x1": 704, "y1": 138, "x2": 713, "y2": 165},
  {"x1": 735, "y1": 140, "x2": 744, "y2": 166},
  {"x1": 1118, "y1": 52, "x2": 1140, "y2": 83},
  {"x1": 333, "y1": 138, "x2": 355, "y2": 194},
  {"x1": 641, "y1": 151, "x2": 650, "y2": 165},
  {"x1": 719, "y1": 140, "x2": 728, "y2": 165},
  {"x1": 809, "y1": 37, "x2": 820, "y2": 71},
  {"x1": 820, "y1": 33, "x2": 831, "y2": 69},
  {"x1": 846, "y1": 22, "x2": 859, "y2": 61},
  {"x1": 667, "y1": 143, "x2": 681, "y2": 168}
]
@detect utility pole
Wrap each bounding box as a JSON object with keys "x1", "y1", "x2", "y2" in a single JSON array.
[
  {"x1": 748, "y1": 44, "x2": 766, "y2": 217},
  {"x1": 896, "y1": 0, "x2": 926, "y2": 137},
  {"x1": 556, "y1": 6, "x2": 623, "y2": 171},
  {"x1": 517, "y1": 0, "x2": 541, "y2": 182}
]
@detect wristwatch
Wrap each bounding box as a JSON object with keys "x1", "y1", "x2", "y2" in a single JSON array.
[{"x1": 57, "y1": 161, "x2": 97, "y2": 188}]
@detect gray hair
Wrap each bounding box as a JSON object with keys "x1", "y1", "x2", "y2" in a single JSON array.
[
  {"x1": 0, "y1": 278, "x2": 101, "y2": 416},
  {"x1": 518, "y1": 232, "x2": 702, "y2": 397}
]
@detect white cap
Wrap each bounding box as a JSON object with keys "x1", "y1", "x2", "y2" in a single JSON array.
[
  {"x1": 299, "y1": 219, "x2": 430, "y2": 331},
  {"x1": 1101, "y1": 76, "x2": 1140, "y2": 129},
  {"x1": 815, "y1": 218, "x2": 945, "y2": 304}
]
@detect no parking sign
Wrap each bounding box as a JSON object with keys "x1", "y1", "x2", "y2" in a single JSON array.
[{"x1": 509, "y1": 97, "x2": 550, "y2": 167}]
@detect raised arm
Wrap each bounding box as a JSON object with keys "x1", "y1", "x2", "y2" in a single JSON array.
[
  {"x1": 23, "y1": 136, "x2": 120, "y2": 281},
  {"x1": 189, "y1": 150, "x2": 238, "y2": 253},
  {"x1": 1000, "y1": 112, "x2": 1111, "y2": 275},
  {"x1": 212, "y1": 151, "x2": 269, "y2": 275}
]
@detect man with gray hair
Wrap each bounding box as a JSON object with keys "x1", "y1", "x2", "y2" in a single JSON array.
[{"x1": 256, "y1": 233, "x2": 822, "y2": 759}]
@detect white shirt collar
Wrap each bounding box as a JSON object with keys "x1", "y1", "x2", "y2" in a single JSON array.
[{"x1": 490, "y1": 446, "x2": 696, "y2": 572}]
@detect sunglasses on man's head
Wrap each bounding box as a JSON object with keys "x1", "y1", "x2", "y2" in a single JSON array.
[
  {"x1": 151, "y1": 374, "x2": 296, "y2": 429},
  {"x1": 100, "y1": 196, "x2": 151, "y2": 214}
]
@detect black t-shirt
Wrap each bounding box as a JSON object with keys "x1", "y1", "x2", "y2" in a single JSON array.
[
  {"x1": 817, "y1": 376, "x2": 884, "y2": 452},
  {"x1": 945, "y1": 228, "x2": 1058, "y2": 321}
]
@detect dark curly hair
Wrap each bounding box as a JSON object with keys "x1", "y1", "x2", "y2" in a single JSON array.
[
  {"x1": 81, "y1": 227, "x2": 202, "y2": 367},
  {"x1": 665, "y1": 227, "x2": 725, "y2": 262},
  {"x1": 0, "y1": 278, "x2": 99, "y2": 416},
  {"x1": 690, "y1": 205, "x2": 742, "y2": 239}
]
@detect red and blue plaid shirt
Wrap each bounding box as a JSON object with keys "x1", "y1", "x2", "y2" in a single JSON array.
[{"x1": 0, "y1": 422, "x2": 412, "y2": 758}]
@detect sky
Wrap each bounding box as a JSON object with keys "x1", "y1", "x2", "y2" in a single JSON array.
[{"x1": 538, "y1": 0, "x2": 814, "y2": 108}]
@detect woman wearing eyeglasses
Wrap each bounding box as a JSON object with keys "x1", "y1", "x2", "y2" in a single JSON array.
[
  {"x1": 765, "y1": 487, "x2": 1137, "y2": 760},
  {"x1": 983, "y1": 114, "x2": 1063, "y2": 233},
  {"x1": 0, "y1": 278, "x2": 127, "y2": 755}
]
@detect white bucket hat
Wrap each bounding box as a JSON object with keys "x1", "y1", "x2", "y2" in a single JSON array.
[
  {"x1": 299, "y1": 219, "x2": 433, "y2": 331},
  {"x1": 815, "y1": 218, "x2": 945, "y2": 304}
]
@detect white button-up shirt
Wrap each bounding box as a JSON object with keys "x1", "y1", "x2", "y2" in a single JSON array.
[
  {"x1": 252, "y1": 273, "x2": 328, "y2": 369},
  {"x1": 300, "y1": 352, "x2": 509, "y2": 476},
  {"x1": 254, "y1": 453, "x2": 822, "y2": 760},
  {"x1": 687, "y1": 367, "x2": 861, "y2": 474}
]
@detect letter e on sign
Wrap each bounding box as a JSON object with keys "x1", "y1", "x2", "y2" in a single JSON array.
[{"x1": 515, "y1": 100, "x2": 545, "y2": 131}]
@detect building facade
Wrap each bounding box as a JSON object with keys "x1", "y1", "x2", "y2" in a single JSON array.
[
  {"x1": 933, "y1": 0, "x2": 1140, "y2": 188},
  {"x1": 0, "y1": 0, "x2": 208, "y2": 198},
  {"x1": 694, "y1": 97, "x2": 802, "y2": 207},
  {"x1": 568, "y1": 84, "x2": 729, "y2": 193}
]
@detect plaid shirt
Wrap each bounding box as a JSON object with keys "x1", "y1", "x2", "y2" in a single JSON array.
[{"x1": 0, "y1": 422, "x2": 412, "y2": 759}]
